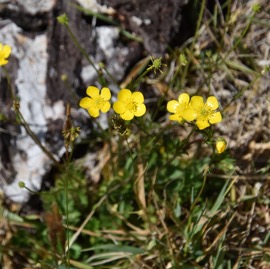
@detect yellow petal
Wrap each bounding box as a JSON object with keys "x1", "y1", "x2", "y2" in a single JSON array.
[
  {"x1": 0, "y1": 59, "x2": 8, "y2": 66},
  {"x1": 209, "y1": 112, "x2": 222, "y2": 124},
  {"x1": 79, "y1": 97, "x2": 93, "y2": 109},
  {"x1": 118, "y1": 89, "x2": 132, "y2": 102},
  {"x1": 167, "y1": 100, "x2": 179, "y2": 113},
  {"x1": 190, "y1": 96, "x2": 204, "y2": 110},
  {"x1": 88, "y1": 108, "x2": 100, "y2": 117},
  {"x1": 178, "y1": 93, "x2": 190, "y2": 105},
  {"x1": 132, "y1": 92, "x2": 144, "y2": 104},
  {"x1": 169, "y1": 114, "x2": 183, "y2": 122},
  {"x1": 183, "y1": 108, "x2": 197, "y2": 121},
  {"x1": 86, "y1": 86, "x2": 99, "y2": 98},
  {"x1": 113, "y1": 101, "x2": 126, "y2": 114},
  {"x1": 121, "y1": 110, "x2": 134, "y2": 120},
  {"x1": 206, "y1": 96, "x2": 219, "y2": 110},
  {"x1": 101, "y1": 101, "x2": 111, "y2": 113},
  {"x1": 3, "y1": 45, "x2": 11, "y2": 58},
  {"x1": 134, "y1": 104, "x2": 146, "y2": 117},
  {"x1": 196, "y1": 120, "x2": 210, "y2": 130},
  {"x1": 100, "y1": 87, "x2": 111, "y2": 101}
]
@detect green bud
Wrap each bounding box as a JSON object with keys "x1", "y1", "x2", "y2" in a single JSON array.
[
  {"x1": 252, "y1": 3, "x2": 261, "y2": 13},
  {"x1": 179, "y1": 53, "x2": 187, "y2": 66},
  {"x1": 57, "y1": 14, "x2": 69, "y2": 25},
  {"x1": 216, "y1": 137, "x2": 227, "y2": 154},
  {"x1": 261, "y1": 65, "x2": 270, "y2": 75},
  {"x1": 98, "y1": 62, "x2": 105, "y2": 69},
  {"x1": 18, "y1": 181, "x2": 25, "y2": 188},
  {"x1": 147, "y1": 57, "x2": 165, "y2": 74},
  {"x1": 61, "y1": 74, "x2": 68, "y2": 81}
]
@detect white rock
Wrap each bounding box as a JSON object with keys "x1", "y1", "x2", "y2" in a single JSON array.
[
  {"x1": 75, "y1": 0, "x2": 115, "y2": 14},
  {"x1": 96, "y1": 26, "x2": 119, "y2": 59},
  {"x1": 16, "y1": 0, "x2": 55, "y2": 15},
  {"x1": 81, "y1": 63, "x2": 99, "y2": 83},
  {"x1": 75, "y1": 0, "x2": 99, "y2": 12},
  {"x1": 1, "y1": 22, "x2": 65, "y2": 202}
]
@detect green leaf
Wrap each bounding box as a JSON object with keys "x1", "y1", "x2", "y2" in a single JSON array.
[{"x1": 83, "y1": 244, "x2": 145, "y2": 255}]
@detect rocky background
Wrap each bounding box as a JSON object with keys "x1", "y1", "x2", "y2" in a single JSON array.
[
  {"x1": 1, "y1": 0, "x2": 270, "y2": 205},
  {"x1": 0, "y1": 0, "x2": 196, "y2": 202}
]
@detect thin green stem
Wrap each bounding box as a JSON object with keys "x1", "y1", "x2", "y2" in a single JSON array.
[
  {"x1": 17, "y1": 110, "x2": 59, "y2": 164},
  {"x1": 71, "y1": 3, "x2": 143, "y2": 43},
  {"x1": 64, "y1": 24, "x2": 99, "y2": 74},
  {"x1": 101, "y1": 64, "x2": 120, "y2": 87},
  {"x1": 223, "y1": 71, "x2": 262, "y2": 112},
  {"x1": 3, "y1": 67, "x2": 59, "y2": 165},
  {"x1": 161, "y1": 128, "x2": 195, "y2": 170},
  {"x1": 64, "y1": 163, "x2": 70, "y2": 269},
  {"x1": 221, "y1": 8, "x2": 257, "y2": 62},
  {"x1": 64, "y1": 23, "x2": 119, "y2": 87},
  {"x1": 181, "y1": 0, "x2": 206, "y2": 87},
  {"x1": 183, "y1": 166, "x2": 208, "y2": 255},
  {"x1": 190, "y1": 165, "x2": 208, "y2": 213},
  {"x1": 3, "y1": 67, "x2": 15, "y2": 99},
  {"x1": 124, "y1": 134, "x2": 136, "y2": 161}
]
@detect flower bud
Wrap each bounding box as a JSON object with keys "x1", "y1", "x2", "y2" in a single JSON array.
[{"x1": 216, "y1": 138, "x2": 227, "y2": 154}]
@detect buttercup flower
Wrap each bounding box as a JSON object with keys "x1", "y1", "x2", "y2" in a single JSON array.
[
  {"x1": 216, "y1": 138, "x2": 227, "y2": 154},
  {"x1": 167, "y1": 93, "x2": 197, "y2": 123},
  {"x1": 189, "y1": 96, "x2": 222, "y2": 130},
  {"x1": 79, "y1": 86, "x2": 111, "y2": 117},
  {"x1": 0, "y1": 43, "x2": 11, "y2": 66},
  {"x1": 113, "y1": 89, "x2": 146, "y2": 120}
]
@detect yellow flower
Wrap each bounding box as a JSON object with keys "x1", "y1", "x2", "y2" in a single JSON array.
[
  {"x1": 113, "y1": 89, "x2": 146, "y2": 120},
  {"x1": 0, "y1": 43, "x2": 11, "y2": 66},
  {"x1": 167, "y1": 93, "x2": 197, "y2": 123},
  {"x1": 216, "y1": 138, "x2": 227, "y2": 154},
  {"x1": 189, "y1": 96, "x2": 222, "y2": 130},
  {"x1": 79, "y1": 86, "x2": 111, "y2": 117}
]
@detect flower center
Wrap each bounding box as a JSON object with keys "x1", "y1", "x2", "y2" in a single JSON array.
[
  {"x1": 127, "y1": 99, "x2": 138, "y2": 112},
  {"x1": 95, "y1": 97, "x2": 106, "y2": 109},
  {"x1": 199, "y1": 105, "x2": 212, "y2": 119}
]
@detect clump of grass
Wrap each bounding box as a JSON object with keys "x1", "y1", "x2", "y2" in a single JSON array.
[{"x1": 1, "y1": 1, "x2": 270, "y2": 269}]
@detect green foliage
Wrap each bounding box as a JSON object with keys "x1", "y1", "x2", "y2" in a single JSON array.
[{"x1": 42, "y1": 165, "x2": 89, "y2": 225}]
